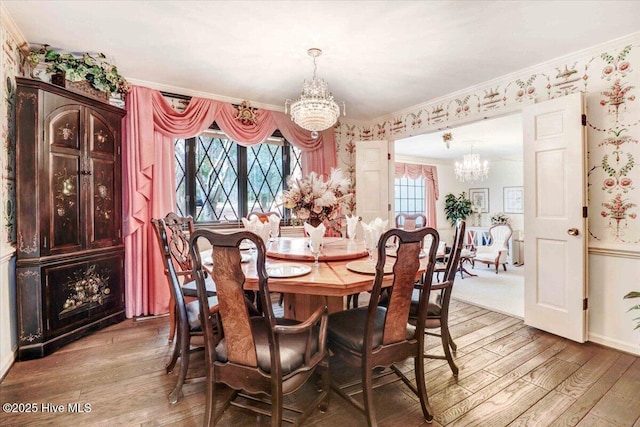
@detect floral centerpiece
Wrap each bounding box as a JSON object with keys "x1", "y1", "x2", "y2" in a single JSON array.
[
  {"x1": 490, "y1": 212, "x2": 510, "y2": 225},
  {"x1": 282, "y1": 168, "x2": 351, "y2": 228}
]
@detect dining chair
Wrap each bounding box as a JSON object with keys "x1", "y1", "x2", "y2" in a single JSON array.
[
  {"x1": 327, "y1": 227, "x2": 440, "y2": 426},
  {"x1": 151, "y1": 215, "x2": 221, "y2": 404},
  {"x1": 474, "y1": 223, "x2": 513, "y2": 273},
  {"x1": 395, "y1": 212, "x2": 427, "y2": 230},
  {"x1": 409, "y1": 219, "x2": 465, "y2": 376},
  {"x1": 189, "y1": 229, "x2": 330, "y2": 426},
  {"x1": 157, "y1": 212, "x2": 195, "y2": 343}
]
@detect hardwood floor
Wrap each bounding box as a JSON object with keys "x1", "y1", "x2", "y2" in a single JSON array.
[{"x1": 1, "y1": 300, "x2": 639, "y2": 426}]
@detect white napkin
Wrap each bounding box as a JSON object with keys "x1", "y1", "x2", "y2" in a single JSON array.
[
  {"x1": 304, "y1": 222, "x2": 326, "y2": 252},
  {"x1": 372, "y1": 217, "x2": 388, "y2": 235},
  {"x1": 241, "y1": 216, "x2": 259, "y2": 231},
  {"x1": 346, "y1": 214, "x2": 359, "y2": 240},
  {"x1": 362, "y1": 217, "x2": 388, "y2": 249},
  {"x1": 253, "y1": 221, "x2": 272, "y2": 244},
  {"x1": 268, "y1": 214, "x2": 280, "y2": 239}
]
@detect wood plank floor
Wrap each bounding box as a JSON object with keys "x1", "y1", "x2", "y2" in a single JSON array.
[{"x1": 1, "y1": 299, "x2": 639, "y2": 427}]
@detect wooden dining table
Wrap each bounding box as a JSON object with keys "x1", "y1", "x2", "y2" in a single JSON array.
[{"x1": 239, "y1": 237, "x2": 430, "y2": 320}]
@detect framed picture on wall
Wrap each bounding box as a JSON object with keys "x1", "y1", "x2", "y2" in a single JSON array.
[
  {"x1": 504, "y1": 186, "x2": 524, "y2": 213},
  {"x1": 469, "y1": 188, "x2": 489, "y2": 213}
]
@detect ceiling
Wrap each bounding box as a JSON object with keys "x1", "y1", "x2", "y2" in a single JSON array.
[
  {"x1": 395, "y1": 113, "x2": 523, "y2": 162},
  {"x1": 5, "y1": 1, "x2": 640, "y2": 123}
]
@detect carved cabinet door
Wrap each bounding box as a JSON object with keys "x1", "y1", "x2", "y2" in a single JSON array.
[
  {"x1": 41, "y1": 98, "x2": 122, "y2": 256},
  {"x1": 86, "y1": 108, "x2": 121, "y2": 249},
  {"x1": 44, "y1": 253, "x2": 124, "y2": 337},
  {"x1": 44, "y1": 101, "x2": 84, "y2": 255}
]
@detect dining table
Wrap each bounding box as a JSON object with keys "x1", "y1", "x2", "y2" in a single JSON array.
[{"x1": 237, "y1": 236, "x2": 431, "y2": 320}]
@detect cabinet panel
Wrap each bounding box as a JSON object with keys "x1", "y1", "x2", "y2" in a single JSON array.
[
  {"x1": 48, "y1": 107, "x2": 81, "y2": 150},
  {"x1": 89, "y1": 110, "x2": 115, "y2": 155},
  {"x1": 90, "y1": 158, "x2": 118, "y2": 245},
  {"x1": 45, "y1": 254, "x2": 123, "y2": 336},
  {"x1": 49, "y1": 153, "x2": 82, "y2": 252}
]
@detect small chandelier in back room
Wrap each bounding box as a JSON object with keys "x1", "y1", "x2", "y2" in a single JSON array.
[
  {"x1": 285, "y1": 48, "x2": 345, "y2": 138},
  {"x1": 454, "y1": 142, "x2": 490, "y2": 183}
]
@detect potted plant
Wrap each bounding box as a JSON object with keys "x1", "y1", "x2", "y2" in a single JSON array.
[
  {"x1": 444, "y1": 192, "x2": 473, "y2": 227},
  {"x1": 624, "y1": 291, "x2": 640, "y2": 330},
  {"x1": 27, "y1": 45, "x2": 130, "y2": 99}
]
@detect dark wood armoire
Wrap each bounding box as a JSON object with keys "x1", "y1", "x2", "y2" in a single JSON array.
[{"x1": 15, "y1": 77, "x2": 126, "y2": 360}]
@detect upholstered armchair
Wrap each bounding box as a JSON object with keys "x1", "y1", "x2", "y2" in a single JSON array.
[{"x1": 474, "y1": 224, "x2": 513, "y2": 273}]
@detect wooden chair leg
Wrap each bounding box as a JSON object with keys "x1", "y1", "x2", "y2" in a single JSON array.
[
  {"x1": 346, "y1": 293, "x2": 359, "y2": 309},
  {"x1": 503, "y1": 263, "x2": 507, "y2": 271},
  {"x1": 165, "y1": 325, "x2": 181, "y2": 373},
  {"x1": 494, "y1": 261, "x2": 499, "y2": 273},
  {"x1": 168, "y1": 297, "x2": 176, "y2": 343},
  {"x1": 441, "y1": 324, "x2": 459, "y2": 376},
  {"x1": 449, "y1": 331, "x2": 457, "y2": 353},
  {"x1": 362, "y1": 363, "x2": 377, "y2": 426},
  {"x1": 319, "y1": 359, "x2": 330, "y2": 412},
  {"x1": 204, "y1": 358, "x2": 215, "y2": 427},
  {"x1": 271, "y1": 381, "x2": 284, "y2": 427},
  {"x1": 414, "y1": 353, "x2": 434, "y2": 423},
  {"x1": 168, "y1": 321, "x2": 190, "y2": 404}
]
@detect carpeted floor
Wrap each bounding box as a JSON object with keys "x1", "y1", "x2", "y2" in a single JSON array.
[{"x1": 451, "y1": 262, "x2": 524, "y2": 318}]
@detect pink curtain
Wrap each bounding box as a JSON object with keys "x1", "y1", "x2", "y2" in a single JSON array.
[
  {"x1": 123, "y1": 85, "x2": 337, "y2": 317},
  {"x1": 395, "y1": 162, "x2": 439, "y2": 228}
]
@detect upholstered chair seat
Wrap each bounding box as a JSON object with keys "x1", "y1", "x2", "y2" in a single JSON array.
[
  {"x1": 214, "y1": 317, "x2": 319, "y2": 375},
  {"x1": 328, "y1": 307, "x2": 415, "y2": 353}
]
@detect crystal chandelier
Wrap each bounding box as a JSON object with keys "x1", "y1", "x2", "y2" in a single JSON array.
[
  {"x1": 454, "y1": 145, "x2": 489, "y2": 183},
  {"x1": 285, "y1": 48, "x2": 345, "y2": 138}
]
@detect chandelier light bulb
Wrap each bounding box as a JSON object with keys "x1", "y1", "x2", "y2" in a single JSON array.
[{"x1": 285, "y1": 48, "x2": 345, "y2": 133}]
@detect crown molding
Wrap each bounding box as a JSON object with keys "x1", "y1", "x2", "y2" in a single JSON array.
[
  {"x1": 126, "y1": 77, "x2": 286, "y2": 112},
  {"x1": 0, "y1": 2, "x2": 29, "y2": 54},
  {"x1": 370, "y1": 31, "x2": 640, "y2": 126}
]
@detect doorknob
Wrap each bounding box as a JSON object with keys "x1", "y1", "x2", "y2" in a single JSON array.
[{"x1": 567, "y1": 228, "x2": 579, "y2": 236}]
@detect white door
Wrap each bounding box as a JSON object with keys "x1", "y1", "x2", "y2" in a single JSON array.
[
  {"x1": 355, "y1": 140, "x2": 390, "y2": 223},
  {"x1": 523, "y1": 93, "x2": 587, "y2": 343}
]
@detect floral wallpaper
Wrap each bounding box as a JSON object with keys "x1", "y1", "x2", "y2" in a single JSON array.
[
  {"x1": 1, "y1": 22, "x2": 24, "y2": 251},
  {"x1": 335, "y1": 34, "x2": 640, "y2": 248}
]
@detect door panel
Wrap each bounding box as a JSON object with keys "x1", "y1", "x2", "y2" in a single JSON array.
[
  {"x1": 523, "y1": 92, "x2": 587, "y2": 343},
  {"x1": 355, "y1": 140, "x2": 390, "y2": 224}
]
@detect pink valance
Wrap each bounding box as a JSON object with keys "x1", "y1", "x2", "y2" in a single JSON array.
[
  {"x1": 395, "y1": 162, "x2": 440, "y2": 228},
  {"x1": 123, "y1": 85, "x2": 338, "y2": 317}
]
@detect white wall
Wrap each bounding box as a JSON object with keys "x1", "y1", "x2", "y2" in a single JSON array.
[{"x1": 0, "y1": 255, "x2": 16, "y2": 378}]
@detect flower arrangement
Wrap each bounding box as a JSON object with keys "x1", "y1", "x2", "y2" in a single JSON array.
[
  {"x1": 491, "y1": 212, "x2": 510, "y2": 225},
  {"x1": 282, "y1": 168, "x2": 351, "y2": 224},
  {"x1": 27, "y1": 45, "x2": 131, "y2": 95}
]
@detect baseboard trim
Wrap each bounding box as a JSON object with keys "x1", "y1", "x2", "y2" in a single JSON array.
[
  {"x1": 0, "y1": 347, "x2": 16, "y2": 382},
  {"x1": 588, "y1": 332, "x2": 640, "y2": 356}
]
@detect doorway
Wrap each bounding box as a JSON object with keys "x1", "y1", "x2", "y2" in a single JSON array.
[{"x1": 394, "y1": 113, "x2": 525, "y2": 318}]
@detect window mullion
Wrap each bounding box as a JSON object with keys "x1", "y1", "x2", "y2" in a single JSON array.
[
  {"x1": 186, "y1": 137, "x2": 196, "y2": 217},
  {"x1": 238, "y1": 145, "x2": 248, "y2": 219},
  {"x1": 283, "y1": 144, "x2": 291, "y2": 223}
]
